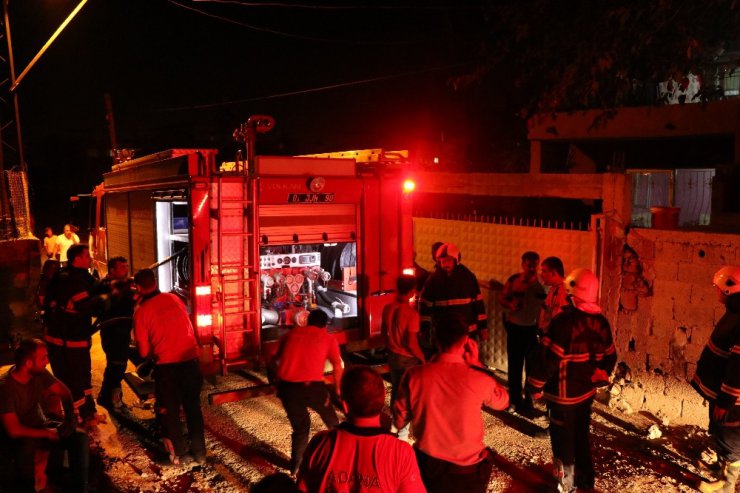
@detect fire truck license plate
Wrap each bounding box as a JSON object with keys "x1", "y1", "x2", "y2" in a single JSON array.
[{"x1": 287, "y1": 193, "x2": 335, "y2": 203}]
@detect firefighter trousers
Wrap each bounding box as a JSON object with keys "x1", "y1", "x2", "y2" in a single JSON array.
[
  {"x1": 98, "y1": 324, "x2": 132, "y2": 406},
  {"x1": 548, "y1": 399, "x2": 595, "y2": 491},
  {"x1": 47, "y1": 345, "x2": 96, "y2": 421},
  {"x1": 277, "y1": 381, "x2": 339, "y2": 473},
  {"x1": 709, "y1": 403, "x2": 740, "y2": 463}
]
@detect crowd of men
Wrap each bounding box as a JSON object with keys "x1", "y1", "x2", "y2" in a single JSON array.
[
  {"x1": 1, "y1": 238, "x2": 739, "y2": 493},
  {"x1": 2, "y1": 242, "x2": 205, "y2": 491}
]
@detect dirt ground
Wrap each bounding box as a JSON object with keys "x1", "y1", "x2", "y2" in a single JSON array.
[{"x1": 0, "y1": 323, "x2": 729, "y2": 493}]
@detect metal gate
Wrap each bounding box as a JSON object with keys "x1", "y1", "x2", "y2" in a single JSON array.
[{"x1": 413, "y1": 216, "x2": 596, "y2": 370}]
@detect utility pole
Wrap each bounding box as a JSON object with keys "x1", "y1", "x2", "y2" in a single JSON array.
[{"x1": 104, "y1": 93, "x2": 119, "y2": 163}]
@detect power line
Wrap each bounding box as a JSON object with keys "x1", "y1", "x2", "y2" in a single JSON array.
[
  {"x1": 156, "y1": 61, "x2": 470, "y2": 112},
  {"x1": 166, "y1": 0, "x2": 434, "y2": 45}
]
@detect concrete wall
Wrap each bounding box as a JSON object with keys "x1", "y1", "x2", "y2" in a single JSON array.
[{"x1": 601, "y1": 228, "x2": 739, "y2": 425}]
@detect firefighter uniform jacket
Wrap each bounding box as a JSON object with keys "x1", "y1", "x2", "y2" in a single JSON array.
[
  {"x1": 692, "y1": 293, "x2": 740, "y2": 426},
  {"x1": 420, "y1": 264, "x2": 487, "y2": 335},
  {"x1": 527, "y1": 306, "x2": 617, "y2": 405},
  {"x1": 43, "y1": 266, "x2": 100, "y2": 347}
]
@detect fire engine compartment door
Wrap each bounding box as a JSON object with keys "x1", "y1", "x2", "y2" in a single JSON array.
[
  {"x1": 258, "y1": 204, "x2": 357, "y2": 244},
  {"x1": 105, "y1": 191, "x2": 156, "y2": 273}
]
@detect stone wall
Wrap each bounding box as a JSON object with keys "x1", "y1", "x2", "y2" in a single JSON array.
[{"x1": 601, "y1": 228, "x2": 739, "y2": 425}]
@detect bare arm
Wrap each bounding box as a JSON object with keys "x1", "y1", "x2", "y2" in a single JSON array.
[
  {"x1": 497, "y1": 279, "x2": 516, "y2": 311},
  {"x1": 406, "y1": 311, "x2": 425, "y2": 363},
  {"x1": 328, "y1": 339, "x2": 344, "y2": 395},
  {"x1": 1, "y1": 412, "x2": 58, "y2": 441}
]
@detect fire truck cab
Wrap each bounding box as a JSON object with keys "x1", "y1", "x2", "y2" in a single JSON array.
[{"x1": 87, "y1": 143, "x2": 414, "y2": 376}]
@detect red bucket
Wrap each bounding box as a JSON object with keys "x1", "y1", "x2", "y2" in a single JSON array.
[{"x1": 650, "y1": 207, "x2": 680, "y2": 230}]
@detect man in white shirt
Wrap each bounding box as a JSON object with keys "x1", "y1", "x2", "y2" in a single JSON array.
[{"x1": 55, "y1": 224, "x2": 80, "y2": 265}]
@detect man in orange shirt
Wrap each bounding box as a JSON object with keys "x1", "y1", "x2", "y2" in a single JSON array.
[
  {"x1": 134, "y1": 268, "x2": 205, "y2": 465},
  {"x1": 273, "y1": 309, "x2": 344, "y2": 474},
  {"x1": 394, "y1": 313, "x2": 508, "y2": 493},
  {"x1": 382, "y1": 275, "x2": 425, "y2": 407}
]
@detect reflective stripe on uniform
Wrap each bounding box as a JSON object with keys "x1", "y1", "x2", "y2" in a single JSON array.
[{"x1": 43, "y1": 334, "x2": 90, "y2": 348}]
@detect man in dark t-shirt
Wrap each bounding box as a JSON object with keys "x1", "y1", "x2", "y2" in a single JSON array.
[{"x1": 0, "y1": 339, "x2": 89, "y2": 492}]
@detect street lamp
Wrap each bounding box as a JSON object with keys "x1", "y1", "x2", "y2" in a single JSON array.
[{"x1": 2, "y1": 0, "x2": 90, "y2": 171}]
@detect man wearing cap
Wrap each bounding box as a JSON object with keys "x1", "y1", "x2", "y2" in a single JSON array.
[
  {"x1": 419, "y1": 243, "x2": 487, "y2": 353},
  {"x1": 527, "y1": 268, "x2": 616, "y2": 493},
  {"x1": 692, "y1": 266, "x2": 740, "y2": 493}
]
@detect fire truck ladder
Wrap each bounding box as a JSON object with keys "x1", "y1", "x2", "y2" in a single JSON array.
[{"x1": 214, "y1": 175, "x2": 260, "y2": 374}]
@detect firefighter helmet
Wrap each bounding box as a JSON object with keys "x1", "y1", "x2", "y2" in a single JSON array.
[
  {"x1": 565, "y1": 268, "x2": 601, "y2": 314},
  {"x1": 713, "y1": 266, "x2": 740, "y2": 296},
  {"x1": 436, "y1": 243, "x2": 461, "y2": 263}
]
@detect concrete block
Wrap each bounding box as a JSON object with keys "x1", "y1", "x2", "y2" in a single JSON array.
[
  {"x1": 631, "y1": 238, "x2": 656, "y2": 261},
  {"x1": 653, "y1": 259, "x2": 678, "y2": 281},
  {"x1": 619, "y1": 383, "x2": 646, "y2": 412},
  {"x1": 649, "y1": 298, "x2": 674, "y2": 328},
  {"x1": 650, "y1": 316, "x2": 675, "y2": 342},
  {"x1": 655, "y1": 239, "x2": 692, "y2": 263},
  {"x1": 690, "y1": 284, "x2": 721, "y2": 306},
  {"x1": 692, "y1": 243, "x2": 736, "y2": 265},
  {"x1": 678, "y1": 263, "x2": 722, "y2": 285},
  {"x1": 685, "y1": 342, "x2": 705, "y2": 364},
  {"x1": 675, "y1": 302, "x2": 715, "y2": 330},
  {"x1": 650, "y1": 342, "x2": 671, "y2": 363},
  {"x1": 691, "y1": 324, "x2": 714, "y2": 348},
  {"x1": 652, "y1": 279, "x2": 691, "y2": 303},
  {"x1": 681, "y1": 396, "x2": 709, "y2": 427}
]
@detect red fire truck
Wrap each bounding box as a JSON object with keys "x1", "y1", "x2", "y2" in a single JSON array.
[{"x1": 85, "y1": 117, "x2": 415, "y2": 385}]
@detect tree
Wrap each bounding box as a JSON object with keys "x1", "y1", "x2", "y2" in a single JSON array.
[{"x1": 457, "y1": 0, "x2": 740, "y2": 116}]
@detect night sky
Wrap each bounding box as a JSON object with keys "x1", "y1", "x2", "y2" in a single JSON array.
[{"x1": 8, "y1": 0, "x2": 524, "y2": 233}]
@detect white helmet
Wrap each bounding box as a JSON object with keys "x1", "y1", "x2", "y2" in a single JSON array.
[
  {"x1": 565, "y1": 268, "x2": 601, "y2": 314},
  {"x1": 713, "y1": 266, "x2": 740, "y2": 296},
  {"x1": 436, "y1": 243, "x2": 461, "y2": 263}
]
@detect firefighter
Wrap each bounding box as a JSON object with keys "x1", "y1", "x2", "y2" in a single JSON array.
[
  {"x1": 527, "y1": 268, "x2": 617, "y2": 493},
  {"x1": 498, "y1": 251, "x2": 546, "y2": 414},
  {"x1": 272, "y1": 309, "x2": 343, "y2": 475},
  {"x1": 43, "y1": 243, "x2": 105, "y2": 426},
  {"x1": 96, "y1": 256, "x2": 136, "y2": 411},
  {"x1": 692, "y1": 266, "x2": 740, "y2": 493},
  {"x1": 419, "y1": 243, "x2": 487, "y2": 356}
]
